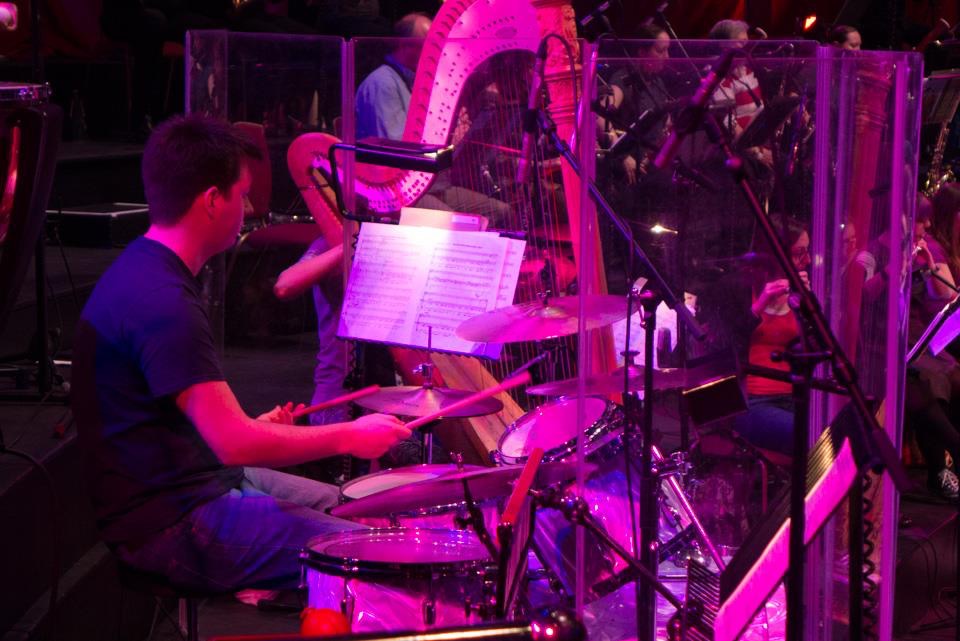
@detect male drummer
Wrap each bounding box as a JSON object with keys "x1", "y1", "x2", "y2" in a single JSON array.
[{"x1": 72, "y1": 114, "x2": 410, "y2": 592}]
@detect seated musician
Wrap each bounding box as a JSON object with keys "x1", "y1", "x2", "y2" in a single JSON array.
[
  {"x1": 596, "y1": 23, "x2": 677, "y2": 294},
  {"x1": 703, "y1": 214, "x2": 811, "y2": 456},
  {"x1": 600, "y1": 23, "x2": 674, "y2": 187},
  {"x1": 827, "y1": 24, "x2": 863, "y2": 51},
  {"x1": 71, "y1": 115, "x2": 409, "y2": 591},
  {"x1": 707, "y1": 20, "x2": 763, "y2": 135},
  {"x1": 354, "y1": 12, "x2": 510, "y2": 222},
  {"x1": 907, "y1": 185, "x2": 960, "y2": 497}
]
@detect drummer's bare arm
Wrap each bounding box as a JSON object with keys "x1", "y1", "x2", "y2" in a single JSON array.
[
  {"x1": 176, "y1": 381, "x2": 410, "y2": 465},
  {"x1": 273, "y1": 242, "x2": 343, "y2": 301}
]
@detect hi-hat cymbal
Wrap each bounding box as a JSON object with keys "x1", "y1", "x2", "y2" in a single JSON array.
[
  {"x1": 526, "y1": 364, "x2": 687, "y2": 397},
  {"x1": 354, "y1": 385, "x2": 503, "y2": 418},
  {"x1": 330, "y1": 461, "x2": 583, "y2": 519},
  {"x1": 456, "y1": 295, "x2": 628, "y2": 343}
]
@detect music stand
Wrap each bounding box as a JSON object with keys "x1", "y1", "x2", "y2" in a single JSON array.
[
  {"x1": 734, "y1": 95, "x2": 801, "y2": 150},
  {"x1": 921, "y1": 70, "x2": 960, "y2": 126}
]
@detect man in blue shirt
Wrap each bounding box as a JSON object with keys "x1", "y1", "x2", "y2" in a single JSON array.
[
  {"x1": 72, "y1": 115, "x2": 410, "y2": 591},
  {"x1": 355, "y1": 12, "x2": 430, "y2": 140}
]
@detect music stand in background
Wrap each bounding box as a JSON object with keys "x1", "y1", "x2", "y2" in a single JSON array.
[
  {"x1": 0, "y1": 86, "x2": 63, "y2": 399},
  {"x1": 921, "y1": 70, "x2": 960, "y2": 127}
]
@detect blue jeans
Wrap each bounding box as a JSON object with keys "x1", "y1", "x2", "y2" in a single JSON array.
[
  {"x1": 116, "y1": 467, "x2": 362, "y2": 591},
  {"x1": 733, "y1": 394, "x2": 795, "y2": 455}
]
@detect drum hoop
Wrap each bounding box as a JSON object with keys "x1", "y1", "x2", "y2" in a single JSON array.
[
  {"x1": 0, "y1": 83, "x2": 50, "y2": 104},
  {"x1": 338, "y1": 463, "x2": 485, "y2": 504},
  {"x1": 340, "y1": 463, "x2": 484, "y2": 510},
  {"x1": 496, "y1": 396, "x2": 622, "y2": 464},
  {"x1": 301, "y1": 528, "x2": 494, "y2": 577}
]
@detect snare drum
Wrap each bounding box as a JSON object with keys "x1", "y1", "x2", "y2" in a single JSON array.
[
  {"x1": 496, "y1": 396, "x2": 623, "y2": 464},
  {"x1": 334, "y1": 464, "x2": 497, "y2": 531},
  {"x1": 302, "y1": 528, "x2": 494, "y2": 631}
]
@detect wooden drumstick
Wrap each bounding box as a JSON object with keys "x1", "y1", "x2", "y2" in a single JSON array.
[
  {"x1": 291, "y1": 385, "x2": 381, "y2": 419},
  {"x1": 501, "y1": 447, "x2": 544, "y2": 527},
  {"x1": 404, "y1": 371, "x2": 532, "y2": 430}
]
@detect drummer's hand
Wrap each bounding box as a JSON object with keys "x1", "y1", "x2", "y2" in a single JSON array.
[
  {"x1": 798, "y1": 270, "x2": 810, "y2": 290},
  {"x1": 347, "y1": 414, "x2": 411, "y2": 459},
  {"x1": 257, "y1": 402, "x2": 303, "y2": 424}
]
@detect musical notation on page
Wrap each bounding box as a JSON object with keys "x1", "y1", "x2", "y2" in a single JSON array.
[{"x1": 339, "y1": 223, "x2": 525, "y2": 358}]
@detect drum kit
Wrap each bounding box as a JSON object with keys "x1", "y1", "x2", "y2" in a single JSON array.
[{"x1": 300, "y1": 292, "x2": 739, "y2": 635}]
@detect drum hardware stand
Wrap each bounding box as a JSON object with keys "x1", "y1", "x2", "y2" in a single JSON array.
[
  {"x1": 530, "y1": 92, "x2": 705, "y2": 641},
  {"x1": 455, "y1": 478, "x2": 500, "y2": 559},
  {"x1": 534, "y1": 487, "x2": 686, "y2": 612},
  {"x1": 506, "y1": 341, "x2": 559, "y2": 383},
  {"x1": 697, "y1": 108, "x2": 910, "y2": 641}
]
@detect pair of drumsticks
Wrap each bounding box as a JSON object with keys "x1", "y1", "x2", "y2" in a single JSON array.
[{"x1": 289, "y1": 371, "x2": 532, "y2": 429}]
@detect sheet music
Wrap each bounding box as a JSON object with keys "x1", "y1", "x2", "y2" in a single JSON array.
[{"x1": 339, "y1": 223, "x2": 524, "y2": 358}]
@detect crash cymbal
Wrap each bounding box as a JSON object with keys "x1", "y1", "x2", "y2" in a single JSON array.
[
  {"x1": 353, "y1": 385, "x2": 503, "y2": 418},
  {"x1": 330, "y1": 461, "x2": 584, "y2": 519},
  {"x1": 456, "y1": 294, "x2": 628, "y2": 343},
  {"x1": 526, "y1": 364, "x2": 687, "y2": 396}
]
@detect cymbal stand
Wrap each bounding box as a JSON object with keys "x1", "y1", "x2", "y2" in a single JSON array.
[
  {"x1": 412, "y1": 361, "x2": 439, "y2": 465},
  {"x1": 455, "y1": 478, "x2": 499, "y2": 559},
  {"x1": 532, "y1": 88, "x2": 704, "y2": 641},
  {"x1": 698, "y1": 109, "x2": 909, "y2": 641},
  {"x1": 414, "y1": 328, "x2": 440, "y2": 465}
]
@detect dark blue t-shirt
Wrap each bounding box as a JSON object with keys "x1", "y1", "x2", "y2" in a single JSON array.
[{"x1": 72, "y1": 237, "x2": 243, "y2": 545}]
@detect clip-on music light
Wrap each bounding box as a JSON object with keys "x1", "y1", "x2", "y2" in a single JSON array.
[{"x1": 319, "y1": 137, "x2": 454, "y2": 222}]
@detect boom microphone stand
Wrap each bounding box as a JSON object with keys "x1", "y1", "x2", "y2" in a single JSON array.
[
  {"x1": 695, "y1": 109, "x2": 910, "y2": 641},
  {"x1": 526, "y1": 53, "x2": 705, "y2": 641}
]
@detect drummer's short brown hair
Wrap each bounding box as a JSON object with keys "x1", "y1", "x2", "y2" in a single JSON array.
[{"x1": 142, "y1": 115, "x2": 261, "y2": 226}]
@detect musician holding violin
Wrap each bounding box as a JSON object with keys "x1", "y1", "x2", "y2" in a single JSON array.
[{"x1": 71, "y1": 115, "x2": 409, "y2": 593}]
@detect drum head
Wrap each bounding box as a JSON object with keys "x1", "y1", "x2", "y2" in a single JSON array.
[
  {"x1": 498, "y1": 397, "x2": 610, "y2": 462},
  {"x1": 304, "y1": 528, "x2": 491, "y2": 574},
  {"x1": 340, "y1": 464, "x2": 479, "y2": 500}
]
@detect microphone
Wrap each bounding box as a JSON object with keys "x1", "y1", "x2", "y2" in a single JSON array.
[
  {"x1": 642, "y1": 1, "x2": 669, "y2": 26},
  {"x1": 652, "y1": 47, "x2": 738, "y2": 171},
  {"x1": 516, "y1": 39, "x2": 549, "y2": 184},
  {"x1": 607, "y1": 107, "x2": 667, "y2": 155}
]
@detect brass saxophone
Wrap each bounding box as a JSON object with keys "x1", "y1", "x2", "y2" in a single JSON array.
[{"x1": 923, "y1": 122, "x2": 955, "y2": 196}]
